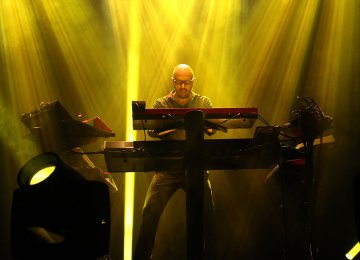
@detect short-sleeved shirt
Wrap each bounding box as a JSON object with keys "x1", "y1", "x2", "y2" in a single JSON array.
[{"x1": 149, "y1": 90, "x2": 213, "y2": 140}]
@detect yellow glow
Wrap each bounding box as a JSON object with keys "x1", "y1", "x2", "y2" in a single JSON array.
[
  {"x1": 106, "y1": 0, "x2": 138, "y2": 258},
  {"x1": 125, "y1": 1, "x2": 140, "y2": 259},
  {"x1": 1, "y1": 0, "x2": 359, "y2": 258},
  {"x1": 30, "y1": 166, "x2": 56, "y2": 185},
  {"x1": 346, "y1": 242, "x2": 360, "y2": 260},
  {"x1": 0, "y1": 0, "x2": 117, "y2": 160}
]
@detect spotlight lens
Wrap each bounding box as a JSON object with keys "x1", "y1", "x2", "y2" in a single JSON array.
[{"x1": 30, "y1": 166, "x2": 56, "y2": 185}]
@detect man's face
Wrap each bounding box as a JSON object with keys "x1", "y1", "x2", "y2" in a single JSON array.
[{"x1": 172, "y1": 69, "x2": 194, "y2": 99}]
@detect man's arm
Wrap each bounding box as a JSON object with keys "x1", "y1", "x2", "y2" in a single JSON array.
[
  {"x1": 147, "y1": 98, "x2": 176, "y2": 139},
  {"x1": 201, "y1": 96, "x2": 217, "y2": 136}
]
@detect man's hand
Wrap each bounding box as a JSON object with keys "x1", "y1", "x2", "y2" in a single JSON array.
[
  {"x1": 157, "y1": 129, "x2": 176, "y2": 136},
  {"x1": 204, "y1": 128, "x2": 216, "y2": 136}
]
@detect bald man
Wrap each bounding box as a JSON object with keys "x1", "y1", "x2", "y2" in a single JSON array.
[
  {"x1": 133, "y1": 64, "x2": 216, "y2": 259},
  {"x1": 148, "y1": 64, "x2": 214, "y2": 139}
]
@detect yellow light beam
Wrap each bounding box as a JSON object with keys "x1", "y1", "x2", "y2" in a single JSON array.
[
  {"x1": 124, "y1": 1, "x2": 140, "y2": 259},
  {"x1": 346, "y1": 242, "x2": 360, "y2": 260}
]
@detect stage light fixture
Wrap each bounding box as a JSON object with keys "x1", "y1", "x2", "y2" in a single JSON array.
[
  {"x1": 11, "y1": 152, "x2": 111, "y2": 259},
  {"x1": 16, "y1": 152, "x2": 85, "y2": 188}
]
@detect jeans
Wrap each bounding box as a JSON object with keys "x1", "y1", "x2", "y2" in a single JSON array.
[{"x1": 133, "y1": 170, "x2": 216, "y2": 260}]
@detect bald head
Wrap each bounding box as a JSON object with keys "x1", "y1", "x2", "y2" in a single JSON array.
[
  {"x1": 172, "y1": 64, "x2": 194, "y2": 79},
  {"x1": 171, "y1": 64, "x2": 195, "y2": 102}
]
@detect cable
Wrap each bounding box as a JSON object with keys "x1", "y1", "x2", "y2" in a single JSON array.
[
  {"x1": 142, "y1": 119, "x2": 147, "y2": 141},
  {"x1": 257, "y1": 114, "x2": 272, "y2": 126}
]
